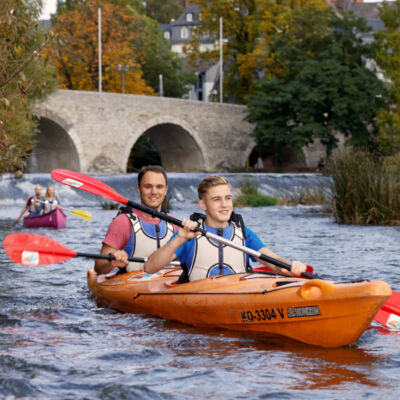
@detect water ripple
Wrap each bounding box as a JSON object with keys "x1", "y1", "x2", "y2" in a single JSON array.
[{"x1": 1, "y1": 174, "x2": 400, "y2": 399}]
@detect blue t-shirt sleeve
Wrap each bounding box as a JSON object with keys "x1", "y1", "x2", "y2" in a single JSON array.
[
  {"x1": 244, "y1": 226, "x2": 265, "y2": 251},
  {"x1": 169, "y1": 231, "x2": 189, "y2": 265},
  {"x1": 244, "y1": 226, "x2": 265, "y2": 263}
]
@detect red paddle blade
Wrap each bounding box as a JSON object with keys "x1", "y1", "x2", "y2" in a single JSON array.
[
  {"x1": 51, "y1": 169, "x2": 128, "y2": 205},
  {"x1": 3, "y1": 233, "x2": 77, "y2": 266},
  {"x1": 374, "y1": 292, "x2": 400, "y2": 330}
]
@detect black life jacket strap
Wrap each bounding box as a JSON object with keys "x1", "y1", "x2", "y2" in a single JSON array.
[
  {"x1": 155, "y1": 223, "x2": 161, "y2": 248},
  {"x1": 116, "y1": 206, "x2": 137, "y2": 222},
  {"x1": 177, "y1": 263, "x2": 189, "y2": 284}
]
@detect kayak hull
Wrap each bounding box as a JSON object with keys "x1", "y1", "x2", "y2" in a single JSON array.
[
  {"x1": 23, "y1": 208, "x2": 67, "y2": 229},
  {"x1": 87, "y1": 268, "x2": 391, "y2": 348}
]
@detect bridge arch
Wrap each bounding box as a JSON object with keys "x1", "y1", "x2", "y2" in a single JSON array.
[
  {"x1": 125, "y1": 116, "x2": 208, "y2": 172},
  {"x1": 27, "y1": 115, "x2": 81, "y2": 172}
]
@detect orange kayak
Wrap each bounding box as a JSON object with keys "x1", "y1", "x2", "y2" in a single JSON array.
[{"x1": 87, "y1": 268, "x2": 391, "y2": 348}]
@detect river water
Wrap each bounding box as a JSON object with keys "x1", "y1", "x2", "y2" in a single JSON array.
[{"x1": 0, "y1": 172, "x2": 399, "y2": 399}]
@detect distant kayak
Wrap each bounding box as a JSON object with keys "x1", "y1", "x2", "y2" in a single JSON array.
[
  {"x1": 87, "y1": 268, "x2": 391, "y2": 348},
  {"x1": 23, "y1": 208, "x2": 67, "y2": 229}
]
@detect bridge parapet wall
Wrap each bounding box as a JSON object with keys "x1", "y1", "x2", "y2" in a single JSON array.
[{"x1": 34, "y1": 90, "x2": 255, "y2": 173}]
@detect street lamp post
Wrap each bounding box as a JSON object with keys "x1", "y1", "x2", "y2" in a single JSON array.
[{"x1": 118, "y1": 64, "x2": 129, "y2": 94}]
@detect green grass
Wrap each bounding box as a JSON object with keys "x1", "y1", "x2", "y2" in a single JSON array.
[{"x1": 234, "y1": 179, "x2": 278, "y2": 207}]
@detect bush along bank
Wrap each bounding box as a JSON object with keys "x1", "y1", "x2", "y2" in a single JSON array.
[{"x1": 328, "y1": 150, "x2": 400, "y2": 225}]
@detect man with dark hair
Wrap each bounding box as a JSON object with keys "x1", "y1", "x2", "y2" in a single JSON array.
[{"x1": 95, "y1": 165, "x2": 177, "y2": 275}]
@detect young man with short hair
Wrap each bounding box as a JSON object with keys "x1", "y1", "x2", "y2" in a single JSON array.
[
  {"x1": 95, "y1": 165, "x2": 177, "y2": 274},
  {"x1": 144, "y1": 175, "x2": 307, "y2": 280}
]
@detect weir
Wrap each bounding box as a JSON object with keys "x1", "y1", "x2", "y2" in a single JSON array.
[{"x1": 0, "y1": 173, "x2": 331, "y2": 208}]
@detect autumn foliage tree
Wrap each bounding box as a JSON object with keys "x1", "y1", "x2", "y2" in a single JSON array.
[
  {"x1": 0, "y1": 0, "x2": 57, "y2": 173},
  {"x1": 47, "y1": 0, "x2": 155, "y2": 95},
  {"x1": 188, "y1": 0, "x2": 328, "y2": 103}
]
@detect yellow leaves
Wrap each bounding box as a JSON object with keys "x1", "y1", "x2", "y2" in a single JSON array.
[
  {"x1": 1, "y1": 97, "x2": 10, "y2": 108},
  {"x1": 48, "y1": 0, "x2": 155, "y2": 94}
]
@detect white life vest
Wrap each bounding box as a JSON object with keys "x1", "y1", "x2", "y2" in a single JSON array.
[
  {"x1": 187, "y1": 220, "x2": 247, "y2": 282},
  {"x1": 43, "y1": 199, "x2": 58, "y2": 214},
  {"x1": 125, "y1": 213, "x2": 175, "y2": 272}
]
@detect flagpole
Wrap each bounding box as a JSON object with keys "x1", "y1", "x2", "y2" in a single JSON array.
[
  {"x1": 98, "y1": 7, "x2": 102, "y2": 93},
  {"x1": 219, "y1": 16, "x2": 223, "y2": 103}
]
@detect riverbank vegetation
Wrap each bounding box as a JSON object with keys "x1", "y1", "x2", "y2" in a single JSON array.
[
  {"x1": 234, "y1": 180, "x2": 278, "y2": 207},
  {"x1": 328, "y1": 151, "x2": 400, "y2": 225},
  {"x1": 234, "y1": 179, "x2": 329, "y2": 208}
]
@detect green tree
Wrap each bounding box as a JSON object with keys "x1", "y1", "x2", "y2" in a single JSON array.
[
  {"x1": 143, "y1": 0, "x2": 183, "y2": 24},
  {"x1": 0, "y1": 0, "x2": 57, "y2": 173},
  {"x1": 246, "y1": 8, "x2": 385, "y2": 164},
  {"x1": 375, "y1": 0, "x2": 400, "y2": 155},
  {"x1": 188, "y1": 0, "x2": 327, "y2": 103},
  {"x1": 132, "y1": 17, "x2": 195, "y2": 97}
]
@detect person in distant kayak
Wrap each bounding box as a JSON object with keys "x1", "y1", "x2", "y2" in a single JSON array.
[
  {"x1": 15, "y1": 184, "x2": 43, "y2": 223},
  {"x1": 144, "y1": 175, "x2": 307, "y2": 281},
  {"x1": 95, "y1": 165, "x2": 177, "y2": 275},
  {"x1": 42, "y1": 185, "x2": 59, "y2": 214}
]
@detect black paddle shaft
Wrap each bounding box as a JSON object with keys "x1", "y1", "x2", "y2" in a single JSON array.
[
  {"x1": 126, "y1": 200, "x2": 318, "y2": 279},
  {"x1": 76, "y1": 252, "x2": 146, "y2": 263}
]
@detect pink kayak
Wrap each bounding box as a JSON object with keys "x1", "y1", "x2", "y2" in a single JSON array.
[{"x1": 23, "y1": 208, "x2": 67, "y2": 229}]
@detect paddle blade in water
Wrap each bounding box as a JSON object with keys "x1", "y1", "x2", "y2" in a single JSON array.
[
  {"x1": 70, "y1": 209, "x2": 92, "y2": 221},
  {"x1": 51, "y1": 169, "x2": 128, "y2": 205},
  {"x1": 3, "y1": 233, "x2": 77, "y2": 266}
]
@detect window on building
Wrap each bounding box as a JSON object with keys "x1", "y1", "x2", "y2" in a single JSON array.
[
  {"x1": 181, "y1": 27, "x2": 189, "y2": 39},
  {"x1": 164, "y1": 31, "x2": 171, "y2": 40},
  {"x1": 186, "y1": 13, "x2": 193, "y2": 22}
]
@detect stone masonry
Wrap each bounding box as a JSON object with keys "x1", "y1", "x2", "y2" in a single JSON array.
[{"x1": 33, "y1": 90, "x2": 256, "y2": 173}]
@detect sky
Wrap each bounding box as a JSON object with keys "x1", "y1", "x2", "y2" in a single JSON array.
[
  {"x1": 39, "y1": 0, "x2": 391, "y2": 20},
  {"x1": 40, "y1": 0, "x2": 57, "y2": 20}
]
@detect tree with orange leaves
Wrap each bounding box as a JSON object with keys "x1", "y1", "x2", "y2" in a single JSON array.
[{"x1": 47, "y1": 0, "x2": 155, "y2": 95}]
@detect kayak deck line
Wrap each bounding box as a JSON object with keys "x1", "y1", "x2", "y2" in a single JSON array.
[{"x1": 87, "y1": 268, "x2": 391, "y2": 348}]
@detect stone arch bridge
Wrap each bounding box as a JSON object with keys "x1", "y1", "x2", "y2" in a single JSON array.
[{"x1": 31, "y1": 90, "x2": 257, "y2": 173}]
